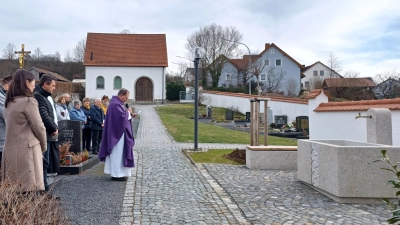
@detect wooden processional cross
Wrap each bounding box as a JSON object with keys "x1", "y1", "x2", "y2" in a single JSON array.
[{"x1": 14, "y1": 44, "x2": 31, "y2": 69}]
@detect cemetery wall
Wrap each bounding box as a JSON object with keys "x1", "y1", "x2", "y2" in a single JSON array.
[{"x1": 201, "y1": 92, "x2": 308, "y2": 123}]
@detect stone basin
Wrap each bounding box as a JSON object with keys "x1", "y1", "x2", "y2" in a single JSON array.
[{"x1": 298, "y1": 139, "x2": 400, "y2": 204}]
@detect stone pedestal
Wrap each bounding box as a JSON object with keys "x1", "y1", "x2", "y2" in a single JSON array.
[{"x1": 246, "y1": 146, "x2": 297, "y2": 170}]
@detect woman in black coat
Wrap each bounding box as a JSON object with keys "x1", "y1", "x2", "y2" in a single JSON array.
[
  {"x1": 90, "y1": 98, "x2": 104, "y2": 155},
  {"x1": 81, "y1": 97, "x2": 92, "y2": 152}
]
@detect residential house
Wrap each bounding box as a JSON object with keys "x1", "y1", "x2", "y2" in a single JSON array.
[
  {"x1": 301, "y1": 61, "x2": 342, "y2": 91},
  {"x1": 84, "y1": 33, "x2": 168, "y2": 103},
  {"x1": 184, "y1": 68, "x2": 204, "y2": 86},
  {"x1": 323, "y1": 78, "x2": 376, "y2": 100},
  {"x1": 373, "y1": 78, "x2": 400, "y2": 99},
  {"x1": 217, "y1": 43, "x2": 305, "y2": 95}
]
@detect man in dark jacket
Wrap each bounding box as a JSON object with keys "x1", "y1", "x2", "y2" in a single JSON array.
[
  {"x1": 0, "y1": 75, "x2": 12, "y2": 167},
  {"x1": 90, "y1": 98, "x2": 105, "y2": 155},
  {"x1": 33, "y1": 74, "x2": 58, "y2": 191}
]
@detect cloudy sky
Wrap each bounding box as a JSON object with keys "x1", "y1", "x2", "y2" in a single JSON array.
[{"x1": 1, "y1": 0, "x2": 399, "y2": 77}]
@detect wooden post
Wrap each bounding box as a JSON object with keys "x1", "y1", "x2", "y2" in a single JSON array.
[
  {"x1": 250, "y1": 100, "x2": 254, "y2": 146},
  {"x1": 255, "y1": 100, "x2": 260, "y2": 146},
  {"x1": 264, "y1": 100, "x2": 268, "y2": 146}
]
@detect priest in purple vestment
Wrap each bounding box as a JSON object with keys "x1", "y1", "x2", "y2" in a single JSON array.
[{"x1": 98, "y1": 88, "x2": 137, "y2": 181}]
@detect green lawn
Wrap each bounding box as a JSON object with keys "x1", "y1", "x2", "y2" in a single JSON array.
[
  {"x1": 187, "y1": 149, "x2": 243, "y2": 165},
  {"x1": 157, "y1": 104, "x2": 297, "y2": 145}
]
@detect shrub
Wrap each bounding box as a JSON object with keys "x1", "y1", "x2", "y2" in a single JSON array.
[
  {"x1": 270, "y1": 123, "x2": 276, "y2": 128},
  {"x1": 0, "y1": 182, "x2": 68, "y2": 224},
  {"x1": 166, "y1": 82, "x2": 185, "y2": 100}
]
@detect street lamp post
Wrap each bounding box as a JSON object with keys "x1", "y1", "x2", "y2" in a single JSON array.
[
  {"x1": 222, "y1": 39, "x2": 252, "y2": 95},
  {"x1": 192, "y1": 47, "x2": 204, "y2": 150}
]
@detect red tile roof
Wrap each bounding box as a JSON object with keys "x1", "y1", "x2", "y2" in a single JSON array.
[
  {"x1": 305, "y1": 89, "x2": 331, "y2": 99},
  {"x1": 202, "y1": 90, "x2": 308, "y2": 104},
  {"x1": 83, "y1": 33, "x2": 168, "y2": 67},
  {"x1": 314, "y1": 98, "x2": 400, "y2": 112},
  {"x1": 323, "y1": 78, "x2": 376, "y2": 88},
  {"x1": 29, "y1": 67, "x2": 70, "y2": 82}
]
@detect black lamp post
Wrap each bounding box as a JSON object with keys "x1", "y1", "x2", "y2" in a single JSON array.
[{"x1": 193, "y1": 47, "x2": 204, "y2": 150}]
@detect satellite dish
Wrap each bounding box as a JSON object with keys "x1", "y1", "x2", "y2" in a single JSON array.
[{"x1": 191, "y1": 47, "x2": 205, "y2": 59}]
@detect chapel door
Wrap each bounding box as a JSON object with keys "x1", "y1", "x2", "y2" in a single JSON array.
[{"x1": 135, "y1": 77, "x2": 153, "y2": 102}]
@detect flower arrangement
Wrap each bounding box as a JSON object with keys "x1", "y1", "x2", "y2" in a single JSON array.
[{"x1": 59, "y1": 143, "x2": 89, "y2": 165}]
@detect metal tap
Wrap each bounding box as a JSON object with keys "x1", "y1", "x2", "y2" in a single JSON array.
[{"x1": 355, "y1": 112, "x2": 372, "y2": 119}]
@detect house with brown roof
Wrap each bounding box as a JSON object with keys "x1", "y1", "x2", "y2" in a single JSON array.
[
  {"x1": 83, "y1": 33, "x2": 168, "y2": 103},
  {"x1": 218, "y1": 43, "x2": 305, "y2": 95},
  {"x1": 28, "y1": 67, "x2": 71, "y2": 82},
  {"x1": 301, "y1": 61, "x2": 342, "y2": 91},
  {"x1": 323, "y1": 78, "x2": 376, "y2": 100}
]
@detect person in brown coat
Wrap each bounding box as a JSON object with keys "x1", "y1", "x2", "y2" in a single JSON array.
[{"x1": 1, "y1": 69, "x2": 47, "y2": 191}]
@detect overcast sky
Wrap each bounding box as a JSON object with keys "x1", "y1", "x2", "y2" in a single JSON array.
[{"x1": 1, "y1": 0, "x2": 399, "y2": 77}]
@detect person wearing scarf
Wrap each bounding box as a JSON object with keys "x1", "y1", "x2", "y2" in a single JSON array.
[
  {"x1": 55, "y1": 95, "x2": 70, "y2": 121},
  {"x1": 100, "y1": 95, "x2": 109, "y2": 115}
]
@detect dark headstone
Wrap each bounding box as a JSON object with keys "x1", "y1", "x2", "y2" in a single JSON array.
[
  {"x1": 274, "y1": 115, "x2": 288, "y2": 128},
  {"x1": 57, "y1": 120, "x2": 82, "y2": 154},
  {"x1": 207, "y1": 105, "x2": 212, "y2": 118},
  {"x1": 225, "y1": 109, "x2": 234, "y2": 120},
  {"x1": 296, "y1": 116, "x2": 309, "y2": 131},
  {"x1": 245, "y1": 112, "x2": 251, "y2": 122}
]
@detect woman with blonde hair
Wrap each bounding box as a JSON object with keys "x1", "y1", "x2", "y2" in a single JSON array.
[
  {"x1": 1, "y1": 69, "x2": 47, "y2": 191},
  {"x1": 55, "y1": 95, "x2": 70, "y2": 121}
]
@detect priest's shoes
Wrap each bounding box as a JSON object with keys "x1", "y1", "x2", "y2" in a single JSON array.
[{"x1": 111, "y1": 177, "x2": 127, "y2": 181}]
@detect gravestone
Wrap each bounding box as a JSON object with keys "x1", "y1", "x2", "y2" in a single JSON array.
[
  {"x1": 225, "y1": 109, "x2": 234, "y2": 120},
  {"x1": 57, "y1": 120, "x2": 83, "y2": 154},
  {"x1": 274, "y1": 115, "x2": 287, "y2": 128},
  {"x1": 296, "y1": 116, "x2": 309, "y2": 131},
  {"x1": 245, "y1": 112, "x2": 251, "y2": 122},
  {"x1": 206, "y1": 105, "x2": 212, "y2": 118},
  {"x1": 267, "y1": 108, "x2": 273, "y2": 126}
]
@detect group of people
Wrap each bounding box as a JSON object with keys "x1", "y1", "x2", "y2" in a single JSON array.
[
  {"x1": 0, "y1": 69, "x2": 137, "y2": 196},
  {"x1": 53, "y1": 93, "x2": 109, "y2": 155}
]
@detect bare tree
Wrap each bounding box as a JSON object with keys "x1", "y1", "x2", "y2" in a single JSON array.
[
  {"x1": 343, "y1": 70, "x2": 360, "y2": 78},
  {"x1": 63, "y1": 49, "x2": 73, "y2": 62},
  {"x1": 374, "y1": 70, "x2": 400, "y2": 99},
  {"x1": 249, "y1": 56, "x2": 267, "y2": 95},
  {"x1": 32, "y1": 47, "x2": 43, "y2": 61},
  {"x1": 262, "y1": 67, "x2": 286, "y2": 93},
  {"x1": 326, "y1": 51, "x2": 342, "y2": 78},
  {"x1": 2, "y1": 43, "x2": 16, "y2": 60},
  {"x1": 54, "y1": 51, "x2": 61, "y2": 62},
  {"x1": 285, "y1": 78, "x2": 298, "y2": 96},
  {"x1": 73, "y1": 38, "x2": 86, "y2": 63},
  {"x1": 185, "y1": 23, "x2": 242, "y2": 88},
  {"x1": 309, "y1": 76, "x2": 324, "y2": 90},
  {"x1": 119, "y1": 29, "x2": 132, "y2": 34}
]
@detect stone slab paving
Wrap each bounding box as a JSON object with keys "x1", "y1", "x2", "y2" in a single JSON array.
[
  {"x1": 120, "y1": 105, "x2": 247, "y2": 225},
  {"x1": 203, "y1": 164, "x2": 392, "y2": 225}
]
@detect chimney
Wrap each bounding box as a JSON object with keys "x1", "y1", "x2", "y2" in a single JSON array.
[
  {"x1": 265, "y1": 43, "x2": 270, "y2": 50},
  {"x1": 90, "y1": 52, "x2": 93, "y2": 61}
]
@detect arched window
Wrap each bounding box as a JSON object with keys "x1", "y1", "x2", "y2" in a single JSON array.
[
  {"x1": 114, "y1": 76, "x2": 122, "y2": 89},
  {"x1": 96, "y1": 76, "x2": 104, "y2": 89}
]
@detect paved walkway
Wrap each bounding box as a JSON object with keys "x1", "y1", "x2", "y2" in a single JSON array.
[{"x1": 118, "y1": 105, "x2": 392, "y2": 225}]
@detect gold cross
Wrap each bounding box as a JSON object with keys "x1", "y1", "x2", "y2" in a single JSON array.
[{"x1": 14, "y1": 44, "x2": 31, "y2": 69}]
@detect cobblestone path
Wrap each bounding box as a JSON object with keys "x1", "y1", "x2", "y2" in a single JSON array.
[{"x1": 120, "y1": 105, "x2": 392, "y2": 225}]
